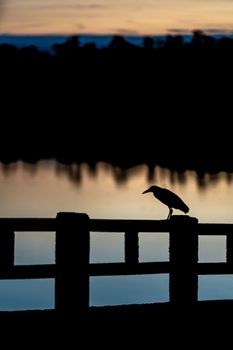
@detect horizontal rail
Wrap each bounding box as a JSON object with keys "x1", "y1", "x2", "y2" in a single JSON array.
[
  {"x1": 0, "y1": 265, "x2": 56, "y2": 279},
  {"x1": 0, "y1": 219, "x2": 56, "y2": 231},
  {"x1": 0, "y1": 218, "x2": 232, "y2": 235},
  {"x1": 90, "y1": 262, "x2": 233, "y2": 276},
  {"x1": 90, "y1": 221, "x2": 233, "y2": 235},
  {"x1": 197, "y1": 263, "x2": 233, "y2": 275},
  {"x1": 1, "y1": 214, "x2": 233, "y2": 312},
  {"x1": 198, "y1": 224, "x2": 233, "y2": 235},
  {"x1": 0, "y1": 262, "x2": 231, "y2": 280},
  {"x1": 89, "y1": 219, "x2": 170, "y2": 232},
  {"x1": 90, "y1": 262, "x2": 170, "y2": 276}
]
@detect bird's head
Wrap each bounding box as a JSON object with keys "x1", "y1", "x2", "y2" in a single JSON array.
[{"x1": 142, "y1": 186, "x2": 158, "y2": 194}]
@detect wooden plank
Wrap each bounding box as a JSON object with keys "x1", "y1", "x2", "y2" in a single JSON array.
[
  {"x1": 169, "y1": 217, "x2": 198, "y2": 303},
  {"x1": 0, "y1": 262, "x2": 232, "y2": 280},
  {"x1": 0, "y1": 218, "x2": 232, "y2": 235},
  {"x1": 89, "y1": 219, "x2": 170, "y2": 232},
  {"x1": 0, "y1": 229, "x2": 14, "y2": 268},
  {"x1": 56, "y1": 212, "x2": 90, "y2": 313},
  {"x1": 197, "y1": 263, "x2": 233, "y2": 274},
  {"x1": 125, "y1": 231, "x2": 139, "y2": 264},
  {"x1": 0, "y1": 218, "x2": 56, "y2": 232},
  {"x1": 90, "y1": 262, "x2": 233, "y2": 277},
  {"x1": 227, "y1": 234, "x2": 233, "y2": 264},
  {"x1": 0, "y1": 264, "x2": 56, "y2": 279},
  {"x1": 89, "y1": 262, "x2": 170, "y2": 276},
  {"x1": 90, "y1": 220, "x2": 233, "y2": 235},
  {"x1": 198, "y1": 224, "x2": 233, "y2": 235}
]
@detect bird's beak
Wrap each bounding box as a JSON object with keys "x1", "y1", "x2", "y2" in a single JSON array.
[{"x1": 142, "y1": 189, "x2": 150, "y2": 194}]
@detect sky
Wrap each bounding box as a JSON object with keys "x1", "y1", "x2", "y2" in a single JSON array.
[{"x1": 1, "y1": 0, "x2": 233, "y2": 36}]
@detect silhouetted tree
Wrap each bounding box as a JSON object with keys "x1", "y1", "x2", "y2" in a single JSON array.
[
  {"x1": 108, "y1": 35, "x2": 138, "y2": 49},
  {"x1": 164, "y1": 35, "x2": 184, "y2": 49},
  {"x1": 52, "y1": 35, "x2": 80, "y2": 57},
  {"x1": 1, "y1": 30, "x2": 233, "y2": 173},
  {"x1": 143, "y1": 36, "x2": 154, "y2": 49},
  {"x1": 19, "y1": 45, "x2": 40, "y2": 63},
  {"x1": 66, "y1": 35, "x2": 80, "y2": 50},
  {"x1": 0, "y1": 43, "x2": 18, "y2": 63},
  {"x1": 82, "y1": 42, "x2": 96, "y2": 50},
  {"x1": 191, "y1": 30, "x2": 206, "y2": 48}
]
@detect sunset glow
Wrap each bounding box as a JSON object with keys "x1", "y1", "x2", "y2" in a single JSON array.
[
  {"x1": 1, "y1": 161, "x2": 233, "y2": 223},
  {"x1": 1, "y1": 0, "x2": 233, "y2": 35}
]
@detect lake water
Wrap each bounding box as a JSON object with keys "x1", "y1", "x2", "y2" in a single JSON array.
[{"x1": 0, "y1": 160, "x2": 233, "y2": 310}]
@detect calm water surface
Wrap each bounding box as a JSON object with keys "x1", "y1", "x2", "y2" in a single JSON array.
[{"x1": 0, "y1": 160, "x2": 233, "y2": 310}]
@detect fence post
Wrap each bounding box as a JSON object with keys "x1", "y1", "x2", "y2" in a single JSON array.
[
  {"x1": 226, "y1": 234, "x2": 233, "y2": 265},
  {"x1": 0, "y1": 230, "x2": 14, "y2": 270},
  {"x1": 55, "y1": 212, "x2": 90, "y2": 315},
  {"x1": 169, "y1": 216, "x2": 198, "y2": 304},
  {"x1": 125, "y1": 231, "x2": 139, "y2": 264}
]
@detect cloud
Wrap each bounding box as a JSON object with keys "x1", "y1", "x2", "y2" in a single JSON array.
[
  {"x1": 168, "y1": 28, "x2": 191, "y2": 34},
  {"x1": 168, "y1": 27, "x2": 233, "y2": 36},
  {"x1": 116, "y1": 28, "x2": 139, "y2": 35},
  {"x1": 0, "y1": 0, "x2": 4, "y2": 19},
  {"x1": 76, "y1": 23, "x2": 86, "y2": 31},
  {"x1": 83, "y1": 4, "x2": 107, "y2": 9},
  {"x1": 34, "y1": 3, "x2": 108, "y2": 10},
  {"x1": 71, "y1": 3, "x2": 108, "y2": 10},
  {"x1": 204, "y1": 28, "x2": 233, "y2": 35}
]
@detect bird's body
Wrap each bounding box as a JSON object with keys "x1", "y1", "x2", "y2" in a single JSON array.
[{"x1": 143, "y1": 185, "x2": 189, "y2": 219}]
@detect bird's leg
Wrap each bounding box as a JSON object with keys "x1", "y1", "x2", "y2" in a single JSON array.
[{"x1": 167, "y1": 208, "x2": 173, "y2": 220}]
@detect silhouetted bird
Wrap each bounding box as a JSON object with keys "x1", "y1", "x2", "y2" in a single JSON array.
[{"x1": 143, "y1": 185, "x2": 189, "y2": 219}]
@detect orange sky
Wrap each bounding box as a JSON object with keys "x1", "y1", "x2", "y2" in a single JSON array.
[{"x1": 1, "y1": 0, "x2": 233, "y2": 35}]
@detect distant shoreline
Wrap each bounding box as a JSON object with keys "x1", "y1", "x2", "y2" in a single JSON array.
[{"x1": 0, "y1": 33, "x2": 179, "y2": 51}]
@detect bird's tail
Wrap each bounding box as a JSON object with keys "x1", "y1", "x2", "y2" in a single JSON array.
[{"x1": 182, "y1": 203, "x2": 189, "y2": 214}]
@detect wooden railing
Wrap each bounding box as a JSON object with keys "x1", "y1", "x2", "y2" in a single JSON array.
[{"x1": 0, "y1": 212, "x2": 233, "y2": 314}]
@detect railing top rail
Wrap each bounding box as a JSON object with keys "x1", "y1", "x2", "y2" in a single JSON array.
[
  {"x1": 0, "y1": 218, "x2": 56, "y2": 231},
  {"x1": 89, "y1": 220, "x2": 233, "y2": 234},
  {"x1": 0, "y1": 217, "x2": 232, "y2": 234},
  {"x1": 198, "y1": 223, "x2": 233, "y2": 234},
  {"x1": 90, "y1": 219, "x2": 170, "y2": 232}
]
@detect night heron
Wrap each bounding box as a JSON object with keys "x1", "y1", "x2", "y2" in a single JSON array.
[{"x1": 142, "y1": 185, "x2": 189, "y2": 219}]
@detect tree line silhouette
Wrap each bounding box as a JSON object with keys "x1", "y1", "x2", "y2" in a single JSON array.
[{"x1": 1, "y1": 30, "x2": 233, "y2": 173}]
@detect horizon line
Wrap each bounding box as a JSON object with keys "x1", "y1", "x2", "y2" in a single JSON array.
[
  {"x1": 1, "y1": 30, "x2": 233, "y2": 37},
  {"x1": 0, "y1": 32, "x2": 191, "y2": 37}
]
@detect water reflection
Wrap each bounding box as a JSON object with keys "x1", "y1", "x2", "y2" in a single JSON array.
[
  {"x1": 14, "y1": 231, "x2": 55, "y2": 265},
  {"x1": 90, "y1": 274, "x2": 169, "y2": 306},
  {"x1": 1, "y1": 160, "x2": 233, "y2": 222},
  {"x1": 1, "y1": 160, "x2": 233, "y2": 190},
  {"x1": 199, "y1": 275, "x2": 233, "y2": 301},
  {"x1": 195, "y1": 172, "x2": 231, "y2": 191},
  {"x1": 1, "y1": 160, "x2": 233, "y2": 310},
  {"x1": 0, "y1": 279, "x2": 54, "y2": 311}
]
